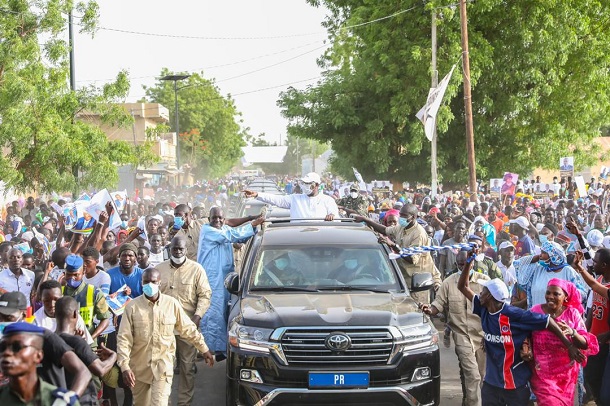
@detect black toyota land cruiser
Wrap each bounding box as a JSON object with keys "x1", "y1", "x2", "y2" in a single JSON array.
[{"x1": 224, "y1": 220, "x2": 440, "y2": 406}]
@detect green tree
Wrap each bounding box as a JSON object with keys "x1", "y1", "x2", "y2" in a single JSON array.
[
  {"x1": 142, "y1": 70, "x2": 246, "y2": 179},
  {"x1": 278, "y1": 0, "x2": 610, "y2": 185},
  {"x1": 0, "y1": 0, "x2": 152, "y2": 193}
]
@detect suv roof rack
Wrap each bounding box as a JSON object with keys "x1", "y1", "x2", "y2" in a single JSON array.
[{"x1": 264, "y1": 218, "x2": 364, "y2": 227}]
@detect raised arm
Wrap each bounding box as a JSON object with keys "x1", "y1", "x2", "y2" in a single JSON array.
[
  {"x1": 457, "y1": 251, "x2": 476, "y2": 302},
  {"x1": 573, "y1": 251, "x2": 609, "y2": 298},
  {"x1": 353, "y1": 215, "x2": 387, "y2": 235}
]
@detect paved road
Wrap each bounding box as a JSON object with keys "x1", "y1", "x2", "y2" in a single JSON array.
[{"x1": 163, "y1": 320, "x2": 464, "y2": 405}]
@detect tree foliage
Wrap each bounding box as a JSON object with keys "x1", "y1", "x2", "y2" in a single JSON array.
[
  {"x1": 0, "y1": 0, "x2": 151, "y2": 193},
  {"x1": 278, "y1": 0, "x2": 610, "y2": 184},
  {"x1": 142, "y1": 70, "x2": 246, "y2": 179}
]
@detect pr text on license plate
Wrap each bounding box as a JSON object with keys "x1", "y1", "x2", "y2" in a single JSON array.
[{"x1": 309, "y1": 372, "x2": 369, "y2": 388}]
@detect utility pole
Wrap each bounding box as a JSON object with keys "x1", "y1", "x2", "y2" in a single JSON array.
[
  {"x1": 459, "y1": 0, "x2": 477, "y2": 199},
  {"x1": 68, "y1": 10, "x2": 75, "y2": 91},
  {"x1": 430, "y1": 10, "x2": 439, "y2": 199}
]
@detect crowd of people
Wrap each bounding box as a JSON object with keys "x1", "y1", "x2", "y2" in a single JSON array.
[{"x1": 0, "y1": 171, "x2": 609, "y2": 406}]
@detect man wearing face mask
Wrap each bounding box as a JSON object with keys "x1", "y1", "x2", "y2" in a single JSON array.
[
  {"x1": 355, "y1": 204, "x2": 441, "y2": 303},
  {"x1": 117, "y1": 268, "x2": 214, "y2": 406},
  {"x1": 157, "y1": 236, "x2": 211, "y2": 406},
  {"x1": 261, "y1": 253, "x2": 304, "y2": 286},
  {"x1": 496, "y1": 241, "x2": 517, "y2": 296},
  {"x1": 336, "y1": 183, "x2": 369, "y2": 217},
  {"x1": 243, "y1": 172, "x2": 339, "y2": 221},
  {"x1": 62, "y1": 254, "x2": 111, "y2": 341}
]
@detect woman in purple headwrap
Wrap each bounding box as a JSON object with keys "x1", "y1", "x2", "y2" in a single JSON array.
[{"x1": 525, "y1": 278, "x2": 599, "y2": 405}]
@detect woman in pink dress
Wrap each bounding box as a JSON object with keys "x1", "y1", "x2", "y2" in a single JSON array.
[{"x1": 525, "y1": 278, "x2": 599, "y2": 405}]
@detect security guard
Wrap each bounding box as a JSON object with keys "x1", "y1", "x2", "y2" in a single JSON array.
[
  {"x1": 62, "y1": 255, "x2": 111, "y2": 341},
  {"x1": 336, "y1": 183, "x2": 369, "y2": 216}
]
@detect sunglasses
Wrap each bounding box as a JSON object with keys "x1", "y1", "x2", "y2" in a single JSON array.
[{"x1": 0, "y1": 341, "x2": 38, "y2": 354}]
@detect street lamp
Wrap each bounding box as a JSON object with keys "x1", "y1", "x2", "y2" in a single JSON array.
[{"x1": 160, "y1": 74, "x2": 190, "y2": 170}]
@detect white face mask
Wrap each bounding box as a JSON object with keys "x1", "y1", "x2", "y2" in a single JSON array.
[
  {"x1": 171, "y1": 255, "x2": 186, "y2": 265},
  {"x1": 350, "y1": 192, "x2": 358, "y2": 199},
  {"x1": 475, "y1": 253, "x2": 485, "y2": 262}
]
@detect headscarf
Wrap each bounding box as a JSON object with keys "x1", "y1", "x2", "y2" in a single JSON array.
[
  {"x1": 383, "y1": 209, "x2": 400, "y2": 226},
  {"x1": 547, "y1": 278, "x2": 584, "y2": 314},
  {"x1": 540, "y1": 240, "x2": 568, "y2": 270}
]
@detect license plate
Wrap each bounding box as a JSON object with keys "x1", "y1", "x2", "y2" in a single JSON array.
[{"x1": 309, "y1": 372, "x2": 369, "y2": 388}]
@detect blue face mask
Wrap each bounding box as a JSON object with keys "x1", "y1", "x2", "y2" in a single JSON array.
[
  {"x1": 344, "y1": 259, "x2": 358, "y2": 270},
  {"x1": 399, "y1": 217, "x2": 409, "y2": 227},
  {"x1": 142, "y1": 282, "x2": 159, "y2": 297},
  {"x1": 173, "y1": 216, "x2": 185, "y2": 230},
  {"x1": 538, "y1": 259, "x2": 551, "y2": 270},
  {"x1": 274, "y1": 258, "x2": 289, "y2": 270},
  {"x1": 66, "y1": 278, "x2": 82, "y2": 289},
  {"x1": 539, "y1": 234, "x2": 548, "y2": 245},
  {"x1": 121, "y1": 220, "x2": 128, "y2": 229}
]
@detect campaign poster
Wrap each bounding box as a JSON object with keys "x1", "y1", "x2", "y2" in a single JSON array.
[
  {"x1": 489, "y1": 178, "x2": 502, "y2": 197},
  {"x1": 501, "y1": 172, "x2": 519, "y2": 197},
  {"x1": 560, "y1": 156, "x2": 574, "y2": 179}
]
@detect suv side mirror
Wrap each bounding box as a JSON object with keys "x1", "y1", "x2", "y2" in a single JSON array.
[
  {"x1": 225, "y1": 272, "x2": 240, "y2": 295},
  {"x1": 411, "y1": 272, "x2": 434, "y2": 292}
]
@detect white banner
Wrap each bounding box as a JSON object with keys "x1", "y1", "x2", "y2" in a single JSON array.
[
  {"x1": 352, "y1": 167, "x2": 367, "y2": 191},
  {"x1": 416, "y1": 64, "x2": 457, "y2": 141}
]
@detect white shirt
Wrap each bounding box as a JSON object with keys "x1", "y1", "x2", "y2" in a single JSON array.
[
  {"x1": 149, "y1": 251, "x2": 165, "y2": 267},
  {"x1": 33, "y1": 307, "x2": 94, "y2": 345},
  {"x1": 496, "y1": 260, "x2": 517, "y2": 295},
  {"x1": 256, "y1": 192, "x2": 339, "y2": 219},
  {"x1": 0, "y1": 268, "x2": 35, "y2": 306}
]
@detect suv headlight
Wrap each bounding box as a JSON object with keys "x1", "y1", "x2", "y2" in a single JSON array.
[
  {"x1": 397, "y1": 323, "x2": 438, "y2": 352},
  {"x1": 228, "y1": 321, "x2": 277, "y2": 354}
]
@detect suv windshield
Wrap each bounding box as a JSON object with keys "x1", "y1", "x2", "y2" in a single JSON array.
[{"x1": 248, "y1": 245, "x2": 401, "y2": 291}]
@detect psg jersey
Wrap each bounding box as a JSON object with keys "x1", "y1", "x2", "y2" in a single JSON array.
[{"x1": 472, "y1": 295, "x2": 549, "y2": 389}]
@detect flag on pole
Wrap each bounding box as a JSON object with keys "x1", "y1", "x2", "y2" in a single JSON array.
[
  {"x1": 416, "y1": 64, "x2": 457, "y2": 141},
  {"x1": 352, "y1": 167, "x2": 367, "y2": 191}
]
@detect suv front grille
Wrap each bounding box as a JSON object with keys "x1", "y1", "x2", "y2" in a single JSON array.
[{"x1": 280, "y1": 328, "x2": 393, "y2": 365}]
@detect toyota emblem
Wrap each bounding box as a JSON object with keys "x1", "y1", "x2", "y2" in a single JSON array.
[{"x1": 325, "y1": 332, "x2": 351, "y2": 351}]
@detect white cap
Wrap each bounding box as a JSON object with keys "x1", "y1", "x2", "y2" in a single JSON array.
[
  {"x1": 498, "y1": 241, "x2": 515, "y2": 251},
  {"x1": 587, "y1": 229, "x2": 604, "y2": 248},
  {"x1": 481, "y1": 278, "x2": 511, "y2": 303},
  {"x1": 602, "y1": 235, "x2": 610, "y2": 249},
  {"x1": 301, "y1": 172, "x2": 321, "y2": 184},
  {"x1": 509, "y1": 216, "x2": 530, "y2": 230}
]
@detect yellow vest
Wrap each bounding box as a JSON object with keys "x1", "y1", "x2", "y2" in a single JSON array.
[{"x1": 62, "y1": 284, "x2": 95, "y2": 327}]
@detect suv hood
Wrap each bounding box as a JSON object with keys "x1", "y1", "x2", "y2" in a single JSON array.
[{"x1": 239, "y1": 292, "x2": 423, "y2": 329}]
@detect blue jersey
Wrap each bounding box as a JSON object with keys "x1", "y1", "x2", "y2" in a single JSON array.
[
  {"x1": 107, "y1": 266, "x2": 144, "y2": 298},
  {"x1": 472, "y1": 295, "x2": 549, "y2": 389}
]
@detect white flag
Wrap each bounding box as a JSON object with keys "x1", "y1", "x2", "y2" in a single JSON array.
[
  {"x1": 352, "y1": 167, "x2": 367, "y2": 191},
  {"x1": 416, "y1": 64, "x2": 456, "y2": 141}
]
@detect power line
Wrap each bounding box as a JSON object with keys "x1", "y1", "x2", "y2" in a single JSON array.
[
  {"x1": 77, "y1": 40, "x2": 325, "y2": 83},
  {"x1": 123, "y1": 75, "x2": 323, "y2": 113}
]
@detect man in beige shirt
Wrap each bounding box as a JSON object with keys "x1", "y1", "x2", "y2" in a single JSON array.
[
  {"x1": 157, "y1": 235, "x2": 211, "y2": 406},
  {"x1": 421, "y1": 251, "x2": 488, "y2": 406},
  {"x1": 356, "y1": 203, "x2": 441, "y2": 303},
  {"x1": 117, "y1": 268, "x2": 214, "y2": 406}
]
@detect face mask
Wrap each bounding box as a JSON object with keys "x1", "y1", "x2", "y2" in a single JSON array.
[
  {"x1": 306, "y1": 183, "x2": 317, "y2": 196},
  {"x1": 171, "y1": 255, "x2": 186, "y2": 265},
  {"x1": 274, "y1": 258, "x2": 289, "y2": 270},
  {"x1": 350, "y1": 192, "x2": 359, "y2": 199},
  {"x1": 475, "y1": 253, "x2": 485, "y2": 262},
  {"x1": 121, "y1": 221, "x2": 128, "y2": 229},
  {"x1": 173, "y1": 216, "x2": 185, "y2": 230},
  {"x1": 538, "y1": 259, "x2": 551, "y2": 270},
  {"x1": 344, "y1": 259, "x2": 358, "y2": 270},
  {"x1": 399, "y1": 217, "x2": 409, "y2": 227},
  {"x1": 539, "y1": 234, "x2": 548, "y2": 245},
  {"x1": 66, "y1": 278, "x2": 82, "y2": 289},
  {"x1": 143, "y1": 282, "x2": 159, "y2": 297}
]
